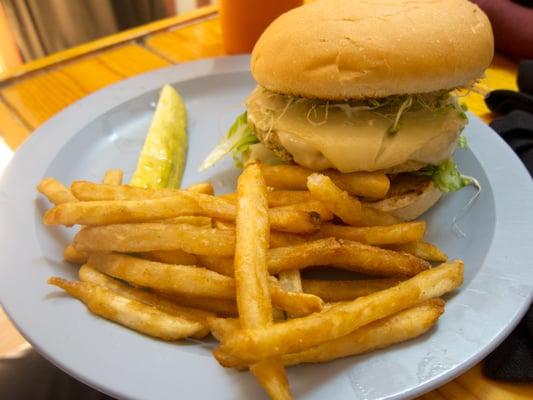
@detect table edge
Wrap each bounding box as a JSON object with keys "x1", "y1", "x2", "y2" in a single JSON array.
[{"x1": 0, "y1": 4, "x2": 219, "y2": 84}]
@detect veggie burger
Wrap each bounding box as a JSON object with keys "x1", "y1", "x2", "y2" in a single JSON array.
[{"x1": 202, "y1": 0, "x2": 494, "y2": 219}]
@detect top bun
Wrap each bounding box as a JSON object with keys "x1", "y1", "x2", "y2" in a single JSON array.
[{"x1": 251, "y1": 0, "x2": 494, "y2": 100}]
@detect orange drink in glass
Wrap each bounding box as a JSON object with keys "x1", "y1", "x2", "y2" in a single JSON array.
[{"x1": 220, "y1": 0, "x2": 304, "y2": 54}]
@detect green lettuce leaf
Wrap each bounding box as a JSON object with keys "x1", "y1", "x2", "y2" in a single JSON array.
[
  {"x1": 417, "y1": 158, "x2": 474, "y2": 192},
  {"x1": 458, "y1": 134, "x2": 468, "y2": 149},
  {"x1": 199, "y1": 112, "x2": 259, "y2": 171}
]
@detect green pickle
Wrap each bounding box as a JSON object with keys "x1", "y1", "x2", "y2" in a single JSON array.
[{"x1": 130, "y1": 84, "x2": 188, "y2": 188}]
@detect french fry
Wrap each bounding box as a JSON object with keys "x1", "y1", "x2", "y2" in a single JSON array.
[
  {"x1": 74, "y1": 224, "x2": 235, "y2": 256},
  {"x1": 44, "y1": 195, "x2": 201, "y2": 226},
  {"x1": 259, "y1": 164, "x2": 390, "y2": 199},
  {"x1": 158, "y1": 216, "x2": 212, "y2": 227},
  {"x1": 73, "y1": 180, "x2": 214, "y2": 200},
  {"x1": 213, "y1": 221, "x2": 310, "y2": 246},
  {"x1": 198, "y1": 259, "x2": 312, "y2": 318},
  {"x1": 312, "y1": 222, "x2": 426, "y2": 245},
  {"x1": 140, "y1": 249, "x2": 198, "y2": 265},
  {"x1": 251, "y1": 359, "x2": 292, "y2": 400},
  {"x1": 64, "y1": 183, "x2": 317, "y2": 233},
  {"x1": 215, "y1": 260, "x2": 463, "y2": 365},
  {"x1": 302, "y1": 178, "x2": 401, "y2": 227},
  {"x1": 71, "y1": 181, "x2": 184, "y2": 201},
  {"x1": 234, "y1": 163, "x2": 272, "y2": 327},
  {"x1": 163, "y1": 236, "x2": 428, "y2": 277},
  {"x1": 269, "y1": 278, "x2": 322, "y2": 317},
  {"x1": 268, "y1": 238, "x2": 341, "y2": 274},
  {"x1": 272, "y1": 201, "x2": 334, "y2": 222},
  {"x1": 269, "y1": 231, "x2": 306, "y2": 248},
  {"x1": 79, "y1": 265, "x2": 212, "y2": 337},
  {"x1": 163, "y1": 295, "x2": 297, "y2": 321},
  {"x1": 48, "y1": 277, "x2": 206, "y2": 340},
  {"x1": 234, "y1": 164, "x2": 292, "y2": 400},
  {"x1": 326, "y1": 170, "x2": 390, "y2": 199},
  {"x1": 37, "y1": 178, "x2": 77, "y2": 205},
  {"x1": 388, "y1": 241, "x2": 448, "y2": 262},
  {"x1": 74, "y1": 223, "x2": 305, "y2": 258},
  {"x1": 307, "y1": 173, "x2": 362, "y2": 226},
  {"x1": 267, "y1": 191, "x2": 313, "y2": 207},
  {"x1": 210, "y1": 222, "x2": 306, "y2": 247},
  {"x1": 187, "y1": 193, "x2": 317, "y2": 234},
  {"x1": 165, "y1": 258, "x2": 321, "y2": 316},
  {"x1": 186, "y1": 182, "x2": 214, "y2": 195},
  {"x1": 102, "y1": 170, "x2": 123, "y2": 185},
  {"x1": 196, "y1": 255, "x2": 234, "y2": 277},
  {"x1": 157, "y1": 292, "x2": 238, "y2": 317},
  {"x1": 88, "y1": 253, "x2": 321, "y2": 317},
  {"x1": 209, "y1": 317, "x2": 240, "y2": 341},
  {"x1": 63, "y1": 244, "x2": 88, "y2": 264},
  {"x1": 51, "y1": 176, "x2": 102, "y2": 267},
  {"x1": 41, "y1": 162, "x2": 461, "y2": 400},
  {"x1": 359, "y1": 206, "x2": 401, "y2": 226},
  {"x1": 302, "y1": 278, "x2": 403, "y2": 301},
  {"x1": 213, "y1": 220, "x2": 234, "y2": 230},
  {"x1": 217, "y1": 193, "x2": 238, "y2": 203},
  {"x1": 283, "y1": 299, "x2": 444, "y2": 366},
  {"x1": 72, "y1": 183, "x2": 222, "y2": 225},
  {"x1": 267, "y1": 238, "x2": 430, "y2": 277},
  {"x1": 87, "y1": 253, "x2": 235, "y2": 300},
  {"x1": 221, "y1": 190, "x2": 312, "y2": 207},
  {"x1": 181, "y1": 191, "x2": 236, "y2": 220},
  {"x1": 268, "y1": 208, "x2": 320, "y2": 234},
  {"x1": 211, "y1": 299, "x2": 445, "y2": 368},
  {"x1": 260, "y1": 164, "x2": 320, "y2": 191},
  {"x1": 64, "y1": 246, "x2": 198, "y2": 267}
]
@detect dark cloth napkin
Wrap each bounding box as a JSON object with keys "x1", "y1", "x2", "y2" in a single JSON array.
[{"x1": 482, "y1": 59, "x2": 533, "y2": 382}]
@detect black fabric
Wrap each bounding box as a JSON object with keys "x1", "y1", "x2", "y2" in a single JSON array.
[
  {"x1": 482, "y1": 60, "x2": 533, "y2": 382},
  {"x1": 486, "y1": 60, "x2": 533, "y2": 114},
  {"x1": 483, "y1": 305, "x2": 533, "y2": 381},
  {"x1": 518, "y1": 60, "x2": 533, "y2": 95},
  {"x1": 485, "y1": 90, "x2": 533, "y2": 115},
  {"x1": 490, "y1": 110, "x2": 533, "y2": 175}
]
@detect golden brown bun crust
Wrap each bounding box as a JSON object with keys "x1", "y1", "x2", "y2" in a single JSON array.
[
  {"x1": 365, "y1": 180, "x2": 443, "y2": 220},
  {"x1": 252, "y1": 0, "x2": 494, "y2": 99}
]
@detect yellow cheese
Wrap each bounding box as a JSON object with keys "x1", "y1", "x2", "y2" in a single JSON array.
[
  {"x1": 277, "y1": 131, "x2": 333, "y2": 170},
  {"x1": 247, "y1": 87, "x2": 465, "y2": 172}
]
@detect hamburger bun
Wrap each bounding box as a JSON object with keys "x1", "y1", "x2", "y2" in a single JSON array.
[
  {"x1": 252, "y1": 0, "x2": 494, "y2": 99},
  {"x1": 365, "y1": 178, "x2": 443, "y2": 220}
]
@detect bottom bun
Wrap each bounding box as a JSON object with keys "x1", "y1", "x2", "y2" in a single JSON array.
[{"x1": 364, "y1": 179, "x2": 443, "y2": 221}]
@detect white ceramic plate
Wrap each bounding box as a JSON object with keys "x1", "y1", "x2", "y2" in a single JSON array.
[{"x1": 1, "y1": 56, "x2": 532, "y2": 400}]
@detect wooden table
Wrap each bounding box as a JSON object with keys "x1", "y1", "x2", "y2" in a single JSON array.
[{"x1": 0, "y1": 5, "x2": 531, "y2": 400}]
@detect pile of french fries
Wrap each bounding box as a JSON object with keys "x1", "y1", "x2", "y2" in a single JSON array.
[{"x1": 39, "y1": 163, "x2": 464, "y2": 399}]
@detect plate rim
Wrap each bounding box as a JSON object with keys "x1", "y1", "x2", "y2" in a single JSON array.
[{"x1": 1, "y1": 55, "x2": 532, "y2": 400}]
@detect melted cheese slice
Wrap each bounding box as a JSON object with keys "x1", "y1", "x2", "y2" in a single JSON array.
[{"x1": 247, "y1": 87, "x2": 465, "y2": 172}]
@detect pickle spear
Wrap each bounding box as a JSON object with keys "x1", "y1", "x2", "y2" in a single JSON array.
[{"x1": 130, "y1": 85, "x2": 188, "y2": 189}]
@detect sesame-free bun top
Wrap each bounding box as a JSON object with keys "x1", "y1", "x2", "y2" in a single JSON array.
[{"x1": 251, "y1": 0, "x2": 494, "y2": 100}]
